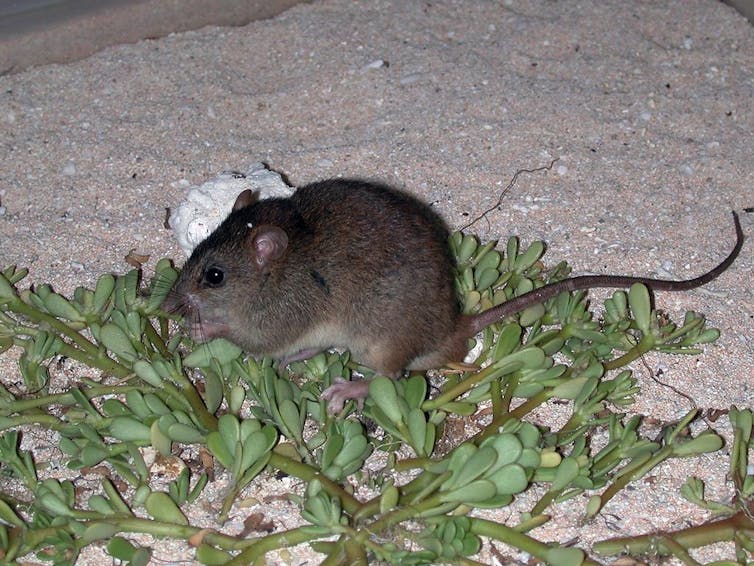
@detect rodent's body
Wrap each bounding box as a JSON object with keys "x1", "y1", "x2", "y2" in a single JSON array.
[
  {"x1": 171, "y1": 180, "x2": 471, "y2": 375},
  {"x1": 168, "y1": 178, "x2": 744, "y2": 410}
]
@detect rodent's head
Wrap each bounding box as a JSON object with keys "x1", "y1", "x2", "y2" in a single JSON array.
[{"x1": 165, "y1": 190, "x2": 290, "y2": 346}]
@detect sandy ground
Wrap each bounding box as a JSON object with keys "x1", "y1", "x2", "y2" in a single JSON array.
[{"x1": 0, "y1": 0, "x2": 752, "y2": 564}]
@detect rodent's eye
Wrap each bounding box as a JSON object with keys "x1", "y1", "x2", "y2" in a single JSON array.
[{"x1": 203, "y1": 266, "x2": 225, "y2": 287}]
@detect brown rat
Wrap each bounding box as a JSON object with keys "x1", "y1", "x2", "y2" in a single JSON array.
[{"x1": 167, "y1": 179, "x2": 744, "y2": 411}]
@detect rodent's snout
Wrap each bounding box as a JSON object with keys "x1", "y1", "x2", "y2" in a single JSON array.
[{"x1": 162, "y1": 284, "x2": 233, "y2": 344}]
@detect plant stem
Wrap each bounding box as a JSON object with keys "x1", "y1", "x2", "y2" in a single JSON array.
[
  {"x1": 470, "y1": 517, "x2": 602, "y2": 566},
  {"x1": 474, "y1": 389, "x2": 551, "y2": 443},
  {"x1": 12, "y1": 332, "x2": 130, "y2": 379},
  {"x1": 0, "y1": 384, "x2": 144, "y2": 414},
  {"x1": 603, "y1": 334, "x2": 656, "y2": 371},
  {"x1": 593, "y1": 511, "x2": 754, "y2": 557},
  {"x1": 529, "y1": 488, "x2": 561, "y2": 518},
  {"x1": 591, "y1": 447, "x2": 673, "y2": 517},
  {"x1": 268, "y1": 452, "x2": 361, "y2": 515},
  {"x1": 95, "y1": 516, "x2": 318, "y2": 549},
  {"x1": 9, "y1": 300, "x2": 100, "y2": 359},
  {"x1": 0, "y1": 413, "x2": 66, "y2": 432},
  {"x1": 160, "y1": 367, "x2": 217, "y2": 431},
  {"x1": 360, "y1": 493, "x2": 446, "y2": 534},
  {"x1": 423, "y1": 364, "x2": 502, "y2": 410},
  {"x1": 226, "y1": 525, "x2": 335, "y2": 565},
  {"x1": 143, "y1": 319, "x2": 170, "y2": 358}
]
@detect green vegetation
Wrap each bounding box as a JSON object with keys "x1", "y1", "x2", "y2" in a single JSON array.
[{"x1": 0, "y1": 233, "x2": 750, "y2": 565}]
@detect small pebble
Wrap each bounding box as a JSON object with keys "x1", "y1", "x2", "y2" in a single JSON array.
[
  {"x1": 556, "y1": 165, "x2": 568, "y2": 176},
  {"x1": 0, "y1": 206, "x2": 6, "y2": 216},
  {"x1": 363, "y1": 59, "x2": 388, "y2": 70},
  {"x1": 62, "y1": 161, "x2": 77, "y2": 176},
  {"x1": 399, "y1": 73, "x2": 422, "y2": 85}
]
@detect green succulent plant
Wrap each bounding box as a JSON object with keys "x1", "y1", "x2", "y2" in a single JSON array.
[{"x1": 0, "y1": 230, "x2": 749, "y2": 566}]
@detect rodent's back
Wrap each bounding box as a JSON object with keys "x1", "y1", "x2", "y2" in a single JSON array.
[
  {"x1": 291, "y1": 179, "x2": 454, "y2": 276},
  {"x1": 284, "y1": 179, "x2": 463, "y2": 372}
]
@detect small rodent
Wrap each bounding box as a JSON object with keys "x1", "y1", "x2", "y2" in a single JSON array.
[{"x1": 167, "y1": 179, "x2": 744, "y2": 412}]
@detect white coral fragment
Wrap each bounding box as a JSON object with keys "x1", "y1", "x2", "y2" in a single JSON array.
[{"x1": 169, "y1": 163, "x2": 295, "y2": 256}]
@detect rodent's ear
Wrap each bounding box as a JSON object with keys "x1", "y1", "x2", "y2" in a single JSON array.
[
  {"x1": 249, "y1": 225, "x2": 288, "y2": 272},
  {"x1": 233, "y1": 189, "x2": 259, "y2": 211}
]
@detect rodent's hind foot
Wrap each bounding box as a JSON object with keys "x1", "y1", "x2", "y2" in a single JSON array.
[{"x1": 321, "y1": 378, "x2": 371, "y2": 413}]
